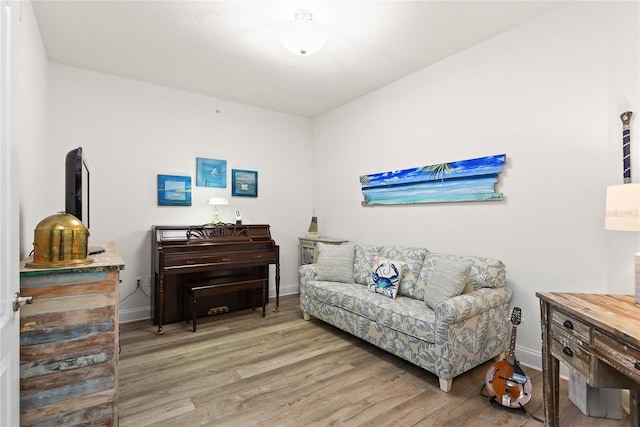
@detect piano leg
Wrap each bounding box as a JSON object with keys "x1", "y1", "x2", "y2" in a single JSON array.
[
  {"x1": 155, "y1": 276, "x2": 166, "y2": 335},
  {"x1": 273, "y1": 248, "x2": 281, "y2": 312},
  {"x1": 262, "y1": 280, "x2": 266, "y2": 317}
]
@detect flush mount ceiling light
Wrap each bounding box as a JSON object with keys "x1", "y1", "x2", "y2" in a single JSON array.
[{"x1": 279, "y1": 9, "x2": 328, "y2": 56}]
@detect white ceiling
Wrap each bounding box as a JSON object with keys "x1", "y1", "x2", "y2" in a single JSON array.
[{"x1": 32, "y1": 1, "x2": 565, "y2": 118}]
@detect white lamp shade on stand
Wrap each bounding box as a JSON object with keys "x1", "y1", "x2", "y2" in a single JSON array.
[
  {"x1": 279, "y1": 9, "x2": 328, "y2": 56},
  {"x1": 605, "y1": 184, "x2": 640, "y2": 231},
  {"x1": 605, "y1": 184, "x2": 640, "y2": 303},
  {"x1": 208, "y1": 197, "x2": 228, "y2": 224}
]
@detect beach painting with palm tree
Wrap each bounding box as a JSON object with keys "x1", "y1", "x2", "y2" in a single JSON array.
[{"x1": 359, "y1": 154, "x2": 506, "y2": 205}]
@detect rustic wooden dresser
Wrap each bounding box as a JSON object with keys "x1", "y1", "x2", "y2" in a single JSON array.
[{"x1": 19, "y1": 243, "x2": 124, "y2": 426}]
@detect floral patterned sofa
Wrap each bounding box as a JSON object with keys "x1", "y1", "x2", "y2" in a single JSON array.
[{"x1": 299, "y1": 242, "x2": 512, "y2": 392}]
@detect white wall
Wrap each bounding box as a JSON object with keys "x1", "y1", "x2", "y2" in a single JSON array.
[
  {"x1": 312, "y1": 2, "x2": 639, "y2": 370},
  {"x1": 44, "y1": 65, "x2": 313, "y2": 321},
  {"x1": 19, "y1": 1, "x2": 638, "y2": 366},
  {"x1": 19, "y1": 1, "x2": 50, "y2": 259}
]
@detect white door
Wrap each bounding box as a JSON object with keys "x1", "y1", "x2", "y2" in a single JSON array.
[{"x1": 0, "y1": 0, "x2": 21, "y2": 425}]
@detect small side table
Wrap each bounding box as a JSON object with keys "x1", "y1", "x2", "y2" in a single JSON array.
[{"x1": 298, "y1": 236, "x2": 348, "y2": 265}]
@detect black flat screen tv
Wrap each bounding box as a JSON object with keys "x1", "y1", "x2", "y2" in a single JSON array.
[
  {"x1": 65, "y1": 147, "x2": 89, "y2": 228},
  {"x1": 65, "y1": 147, "x2": 103, "y2": 254}
]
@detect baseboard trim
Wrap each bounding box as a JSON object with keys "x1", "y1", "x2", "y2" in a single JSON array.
[
  {"x1": 119, "y1": 306, "x2": 151, "y2": 324},
  {"x1": 278, "y1": 283, "x2": 299, "y2": 298}
]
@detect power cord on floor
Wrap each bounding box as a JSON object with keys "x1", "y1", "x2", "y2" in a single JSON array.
[{"x1": 479, "y1": 383, "x2": 545, "y2": 423}]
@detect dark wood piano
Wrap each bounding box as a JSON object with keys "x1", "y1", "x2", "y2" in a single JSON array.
[{"x1": 151, "y1": 224, "x2": 280, "y2": 335}]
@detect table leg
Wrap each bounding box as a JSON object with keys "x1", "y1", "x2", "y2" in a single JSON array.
[
  {"x1": 540, "y1": 299, "x2": 559, "y2": 426},
  {"x1": 631, "y1": 389, "x2": 640, "y2": 427}
]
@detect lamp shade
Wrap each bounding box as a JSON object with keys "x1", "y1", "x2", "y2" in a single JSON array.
[
  {"x1": 605, "y1": 184, "x2": 640, "y2": 231},
  {"x1": 208, "y1": 197, "x2": 228, "y2": 206},
  {"x1": 279, "y1": 9, "x2": 327, "y2": 56}
]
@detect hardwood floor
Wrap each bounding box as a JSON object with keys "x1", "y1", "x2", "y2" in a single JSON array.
[{"x1": 118, "y1": 294, "x2": 631, "y2": 426}]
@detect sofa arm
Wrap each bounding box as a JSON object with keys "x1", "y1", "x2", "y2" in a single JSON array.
[
  {"x1": 435, "y1": 286, "x2": 512, "y2": 325},
  {"x1": 298, "y1": 264, "x2": 318, "y2": 286},
  {"x1": 435, "y1": 287, "x2": 512, "y2": 381}
]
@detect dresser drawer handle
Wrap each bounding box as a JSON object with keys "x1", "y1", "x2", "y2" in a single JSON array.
[
  {"x1": 635, "y1": 361, "x2": 640, "y2": 371},
  {"x1": 563, "y1": 347, "x2": 574, "y2": 357},
  {"x1": 563, "y1": 320, "x2": 574, "y2": 330}
]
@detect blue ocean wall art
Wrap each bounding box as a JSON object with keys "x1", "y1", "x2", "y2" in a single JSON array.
[{"x1": 360, "y1": 154, "x2": 506, "y2": 206}]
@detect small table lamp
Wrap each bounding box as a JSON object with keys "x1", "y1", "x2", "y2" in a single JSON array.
[
  {"x1": 605, "y1": 184, "x2": 640, "y2": 303},
  {"x1": 208, "y1": 197, "x2": 228, "y2": 224}
]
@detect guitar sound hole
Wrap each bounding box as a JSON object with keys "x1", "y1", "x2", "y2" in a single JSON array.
[
  {"x1": 634, "y1": 361, "x2": 640, "y2": 370},
  {"x1": 563, "y1": 346, "x2": 573, "y2": 357}
]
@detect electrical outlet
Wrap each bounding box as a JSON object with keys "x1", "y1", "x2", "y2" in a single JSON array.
[
  {"x1": 145, "y1": 276, "x2": 152, "y2": 290},
  {"x1": 135, "y1": 277, "x2": 142, "y2": 288}
]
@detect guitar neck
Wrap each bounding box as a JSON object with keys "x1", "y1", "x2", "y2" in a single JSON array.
[{"x1": 506, "y1": 324, "x2": 518, "y2": 364}]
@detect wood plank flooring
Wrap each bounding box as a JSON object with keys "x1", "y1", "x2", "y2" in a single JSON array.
[{"x1": 119, "y1": 294, "x2": 631, "y2": 426}]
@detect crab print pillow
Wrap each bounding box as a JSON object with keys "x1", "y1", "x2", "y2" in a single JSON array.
[{"x1": 368, "y1": 257, "x2": 406, "y2": 299}]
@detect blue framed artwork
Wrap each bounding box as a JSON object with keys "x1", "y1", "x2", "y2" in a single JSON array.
[
  {"x1": 232, "y1": 169, "x2": 258, "y2": 197},
  {"x1": 360, "y1": 154, "x2": 506, "y2": 205},
  {"x1": 196, "y1": 157, "x2": 227, "y2": 188},
  {"x1": 157, "y1": 174, "x2": 192, "y2": 206}
]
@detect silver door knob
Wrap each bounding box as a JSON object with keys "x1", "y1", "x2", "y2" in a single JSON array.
[{"x1": 12, "y1": 292, "x2": 33, "y2": 312}]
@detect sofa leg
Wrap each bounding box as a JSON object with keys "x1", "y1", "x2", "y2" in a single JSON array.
[
  {"x1": 303, "y1": 312, "x2": 311, "y2": 321},
  {"x1": 439, "y1": 377, "x2": 452, "y2": 392}
]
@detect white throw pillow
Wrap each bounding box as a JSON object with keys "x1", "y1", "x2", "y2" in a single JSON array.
[
  {"x1": 423, "y1": 259, "x2": 470, "y2": 309},
  {"x1": 315, "y1": 242, "x2": 356, "y2": 283}
]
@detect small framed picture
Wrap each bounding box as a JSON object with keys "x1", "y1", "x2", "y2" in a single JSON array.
[
  {"x1": 232, "y1": 169, "x2": 258, "y2": 197},
  {"x1": 196, "y1": 157, "x2": 227, "y2": 188},
  {"x1": 157, "y1": 174, "x2": 192, "y2": 206}
]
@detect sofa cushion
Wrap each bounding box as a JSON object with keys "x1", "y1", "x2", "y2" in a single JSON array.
[
  {"x1": 368, "y1": 257, "x2": 405, "y2": 299},
  {"x1": 422, "y1": 259, "x2": 470, "y2": 309},
  {"x1": 315, "y1": 242, "x2": 355, "y2": 283},
  {"x1": 303, "y1": 279, "x2": 437, "y2": 343},
  {"x1": 375, "y1": 295, "x2": 437, "y2": 343},
  {"x1": 353, "y1": 244, "x2": 383, "y2": 285},
  {"x1": 303, "y1": 280, "x2": 379, "y2": 322},
  {"x1": 380, "y1": 246, "x2": 428, "y2": 298}
]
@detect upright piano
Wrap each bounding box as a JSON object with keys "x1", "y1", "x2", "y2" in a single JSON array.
[{"x1": 151, "y1": 224, "x2": 280, "y2": 334}]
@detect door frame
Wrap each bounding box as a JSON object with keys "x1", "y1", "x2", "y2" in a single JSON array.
[{"x1": 0, "y1": 0, "x2": 22, "y2": 425}]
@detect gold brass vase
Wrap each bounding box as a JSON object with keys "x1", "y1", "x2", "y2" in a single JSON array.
[{"x1": 25, "y1": 212, "x2": 93, "y2": 268}]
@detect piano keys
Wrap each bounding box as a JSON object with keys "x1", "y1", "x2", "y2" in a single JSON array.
[{"x1": 151, "y1": 224, "x2": 280, "y2": 335}]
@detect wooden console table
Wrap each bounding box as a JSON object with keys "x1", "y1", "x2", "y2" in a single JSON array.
[{"x1": 537, "y1": 292, "x2": 640, "y2": 426}]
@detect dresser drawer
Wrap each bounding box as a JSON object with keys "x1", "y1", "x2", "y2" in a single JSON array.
[
  {"x1": 593, "y1": 329, "x2": 640, "y2": 385},
  {"x1": 550, "y1": 309, "x2": 591, "y2": 344},
  {"x1": 550, "y1": 330, "x2": 592, "y2": 378}
]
